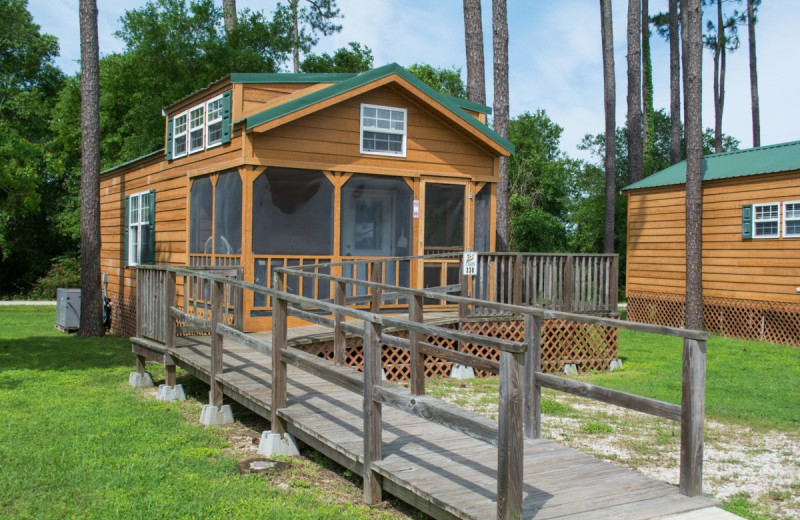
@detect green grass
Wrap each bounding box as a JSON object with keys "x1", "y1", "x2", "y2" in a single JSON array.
[
  {"x1": 0, "y1": 307, "x2": 396, "y2": 520},
  {"x1": 579, "y1": 330, "x2": 800, "y2": 432}
]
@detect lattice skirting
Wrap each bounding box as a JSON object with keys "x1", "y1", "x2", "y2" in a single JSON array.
[
  {"x1": 298, "y1": 319, "x2": 619, "y2": 382},
  {"x1": 108, "y1": 291, "x2": 137, "y2": 338},
  {"x1": 628, "y1": 291, "x2": 800, "y2": 347}
]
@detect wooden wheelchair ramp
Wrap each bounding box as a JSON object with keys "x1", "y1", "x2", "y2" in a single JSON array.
[{"x1": 151, "y1": 332, "x2": 718, "y2": 520}]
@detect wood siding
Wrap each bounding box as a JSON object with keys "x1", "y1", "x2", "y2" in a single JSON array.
[
  {"x1": 626, "y1": 170, "x2": 800, "y2": 304},
  {"x1": 249, "y1": 85, "x2": 497, "y2": 180}
]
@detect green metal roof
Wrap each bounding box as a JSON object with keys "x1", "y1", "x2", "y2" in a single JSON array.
[
  {"x1": 240, "y1": 63, "x2": 512, "y2": 153},
  {"x1": 623, "y1": 140, "x2": 800, "y2": 191},
  {"x1": 101, "y1": 149, "x2": 163, "y2": 176},
  {"x1": 230, "y1": 72, "x2": 358, "y2": 83}
]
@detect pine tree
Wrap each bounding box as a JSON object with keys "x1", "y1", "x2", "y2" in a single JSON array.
[
  {"x1": 463, "y1": 0, "x2": 486, "y2": 104},
  {"x1": 600, "y1": 0, "x2": 617, "y2": 254},
  {"x1": 492, "y1": 0, "x2": 510, "y2": 251}
]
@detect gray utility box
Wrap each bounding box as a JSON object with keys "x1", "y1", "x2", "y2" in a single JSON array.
[{"x1": 56, "y1": 288, "x2": 81, "y2": 332}]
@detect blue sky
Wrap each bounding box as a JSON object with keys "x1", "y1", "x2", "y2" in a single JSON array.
[{"x1": 27, "y1": 0, "x2": 800, "y2": 160}]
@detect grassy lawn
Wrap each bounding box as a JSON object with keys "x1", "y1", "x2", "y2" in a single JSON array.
[
  {"x1": 0, "y1": 307, "x2": 401, "y2": 520},
  {"x1": 581, "y1": 329, "x2": 800, "y2": 432}
]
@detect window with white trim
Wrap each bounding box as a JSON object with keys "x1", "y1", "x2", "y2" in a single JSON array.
[
  {"x1": 784, "y1": 201, "x2": 800, "y2": 237},
  {"x1": 753, "y1": 202, "x2": 779, "y2": 238},
  {"x1": 360, "y1": 104, "x2": 406, "y2": 157},
  {"x1": 206, "y1": 95, "x2": 224, "y2": 147},
  {"x1": 173, "y1": 112, "x2": 188, "y2": 158},
  {"x1": 127, "y1": 190, "x2": 154, "y2": 266},
  {"x1": 188, "y1": 105, "x2": 205, "y2": 153}
]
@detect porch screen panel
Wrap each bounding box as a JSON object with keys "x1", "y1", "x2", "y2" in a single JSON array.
[
  {"x1": 425, "y1": 183, "x2": 464, "y2": 249},
  {"x1": 474, "y1": 185, "x2": 490, "y2": 251},
  {"x1": 190, "y1": 177, "x2": 213, "y2": 253},
  {"x1": 214, "y1": 171, "x2": 242, "y2": 254},
  {"x1": 340, "y1": 175, "x2": 412, "y2": 257},
  {"x1": 252, "y1": 168, "x2": 333, "y2": 255}
]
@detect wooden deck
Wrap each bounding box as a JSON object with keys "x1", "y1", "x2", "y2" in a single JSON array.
[{"x1": 134, "y1": 321, "x2": 719, "y2": 520}]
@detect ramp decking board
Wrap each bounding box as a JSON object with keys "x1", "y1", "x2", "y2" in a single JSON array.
[{"x1": 130, "y1": 326, "x2": 718, "y2": 519}]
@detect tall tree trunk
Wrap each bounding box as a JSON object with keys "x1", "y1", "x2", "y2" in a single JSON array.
[
  {"x1": 463, "y1": 0, "x2": 486, "y2": 104},
  {"x1": 292, "y1": 0, "x2": 300, "y2": 73},
  {"x1": 627, "y1": 0, "x2": 643, "y2": 184},
  {"x1": 223, "y1": 0, "x2": 237, "y2": 34},
  {"x1": 669, "y1": 0, "x2": 682, "y2": 164},
  {"x1": 641, "y1": 0, "x2": 655, "y2": 176},
  {"x1": 79, "y1": 0, "x2": 103, "y2": 337},
  {"x1": 748, "y1": 0, "x2": 760, "y2": 147},
  {"x1": 600, "y1": 0, "x2": 617, "y2": 255},
  {"x1": 712, "y1": 0, "x2": 723, "y2": 153},
  {"x1": 681, "y1": 0, "x2": 704, "y2": 330},
  {"x1": 492, "y1": 0, "x2": 509, "y2": 252}
]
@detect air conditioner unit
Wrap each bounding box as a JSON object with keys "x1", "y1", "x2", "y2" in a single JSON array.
[{"x1": 56, "y1": 288, "x2": 81, "y2": 333}]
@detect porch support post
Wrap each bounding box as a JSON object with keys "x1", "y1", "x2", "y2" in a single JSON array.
[
  {"x1": 409, "y1": 294, "x2": 425, "y2": 395},
  {"x1": 209, "y1": 279, "x2": 224, "y2": 408},
  {"x1": 362, "y1": 318, "x2": 383, "y2": 505},
  {"x1": 524, "y1": 314, "x2": 542, "y2": 439},
  {"x1": 271, "y1": 288, "x2": 288, "y2": 436},
  {"x1": 165, "y1": 270, "x2": 177, "y2": 387},
  {"x1": 498, "y1": 347, "x2": 524, "y2": 520}
]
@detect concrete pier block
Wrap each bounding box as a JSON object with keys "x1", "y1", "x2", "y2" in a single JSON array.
[
  {"x1": 199, "y1": 404, "x2": 234, "y2": 426},
  {"x1": 608, "y1": 359, "x2": 623, "y2": 371},
  {"x1": 156, "y1": 384, "x2": 186, "y2": 402},
  {"x1": 563, "y1": 364, "x2": 578, "y2": 376},
  {"x1": 129, "y1": 371, "x2": 154, "y2": 387},
  {"x1": 257, "y1": 430, "x2": 300, "y2": 457},
  {"x1": 449, "y1": 364, "x2": 475, "y2": 379}
]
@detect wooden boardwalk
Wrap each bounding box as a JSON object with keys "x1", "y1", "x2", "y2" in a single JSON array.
[{"x1": 135, "y1": 322, "x2": 720, "y2": 520}]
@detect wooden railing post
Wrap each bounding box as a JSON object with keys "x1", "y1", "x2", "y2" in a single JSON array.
[
  {"x1": 209, "y1": 279, "x2": 225, "y2": 408},
  {"x1": 164, "y1": 270, "x2": 177, "y2": 387},
  {"x1": 235, "y1": 267, "x2": 244, "y2": 329},
  {"x1": 459, "y1": 265, "x2": 469, "y2": 321},
  {"x1": 680, "y1": 338, "x2": 706, "y2": 496},
  {"x1": 498, "y1": 348, "x2": 524, "y2": 520},
  {"x1": 512, "y1": 254, "x2": 524, "y2": 306},
  {"x1": 271, "y1": 292, "x2": 288, "y2": 436},
  {"x1": 369, "y1": 261, "x2": 381, "y2": 314},
  {"x1": 563, "y1": 255, "x2": 574, "y2": 313},
  {"x1": 333, "y1": 280, "x2": 347, "y2": 366},
  {"x1": 409, "y1": 294, "x2": 425, "y2": 396},
  {"x1": 362, "y1": 319, "x2": 383, "y2": 505},
  {"x1": 524, "y1": 314, "x2": 543, "y2": 439},
  {"x1": 609, "y1": 255, "x2": 619, "y2": 315}
]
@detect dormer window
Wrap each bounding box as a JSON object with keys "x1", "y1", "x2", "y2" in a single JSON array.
[
  {"x1": 206, "y1": 95, "x2": 224, "y2": 147},
  {"x1": 167, "y1": 91, "x2": 231, "y2": 161},
  {"x1": 360, "y1": 104, "x2": 406, "y2": 157},
  {"x1": 189, "y1": 105, "x2": 205, "y2": 153},
  {"x1": 173, "y1": 113, "x2": 187, "y2": 158}
]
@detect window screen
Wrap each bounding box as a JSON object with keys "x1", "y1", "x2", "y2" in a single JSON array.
[
  {"x1": 252, "y1": 168, "x2": 333, "y2": 255},
  {"x1": 425, "y1": 183, "x2": 464, "y2": 249},
  {"x1": 474, "y1": 185, "x2": 491, "y2": 251},
  {"x1": 190, "y1": 177, "x2": 213, "y2": 253},
  {"x1": 214, "y1": 171, "x2": 242, "y2": 254}
]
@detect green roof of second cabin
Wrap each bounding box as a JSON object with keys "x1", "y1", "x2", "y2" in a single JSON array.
[{"x1": 623, "y1": 140, "x2": 800, "y2": 191}]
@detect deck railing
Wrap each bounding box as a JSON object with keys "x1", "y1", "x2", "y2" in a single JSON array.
[{"x1": 135, "y1": 253, "x2": 707, "y2": 517}]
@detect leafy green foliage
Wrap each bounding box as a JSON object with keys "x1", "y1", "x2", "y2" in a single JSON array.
[
  {"x1": 27, "y1": 256, "x2": 81, "y2": 300},
  {"x1": 301, "y1": 42, "x2": 373, "y2": 73},
  {"x1": 274, "y1": 0, "x2": 342, "y2": 70},
  {"x1": 507, "y1": 110, "x2": 578, "y2": 252},
  {"x1": 406, "y1": 63, "x2": 467, "y2": 98}
]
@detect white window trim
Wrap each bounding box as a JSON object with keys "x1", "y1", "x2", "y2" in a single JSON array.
[
  {"x1": 173, "y1": 111, "x2": 188, "y2": 159},
  {"x1": 753, "y1": 202, "x2": 780, "y2": 239},
  {"x1": 128, "y1": 190, "x2": 151, "y2": 266},
  {"x1": 360, "y1": 103, "x2": 407, "y2": 158},
  {"x1": 783, "y1": 200, "x2": 800, "y2": 238},
  {"x1": 188, "y1": 105, "x2": 205, "y2": 154},
  {"x1": 205, "y1": 94, "x2": 224, "y2": 149}
]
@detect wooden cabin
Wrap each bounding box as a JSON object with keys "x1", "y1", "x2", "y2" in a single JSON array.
[
  {"x1": 99, "y1": 63, "x2": 513, "y2": 335},
  {"x1": 624, "y1": 140, "x2": 800, "y2": 346}
]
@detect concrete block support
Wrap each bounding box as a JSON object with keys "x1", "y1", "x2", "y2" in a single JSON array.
[
  {"x1": 129, "y1": 372, "x2": 154, "y2": 387},
  {"x1": 257, "y1": 430, "x2": 300, "y2": 457},
  {"x1": 449, "y1": 364, "x2": 475, "y2": 379},
  {"x1": 156, "y1": 384, "x2": 186, "y2": 402},
  {"x1": 199, "y1": 404, "x2": 234, "y2": 426}
]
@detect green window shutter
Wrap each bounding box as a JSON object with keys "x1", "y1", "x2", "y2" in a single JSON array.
[
  {"x1": 124, "y1": 195, "x2": 130, "y2": 266},
  {"x1": 166, "y1": 116, "x2": 174, "y2": 161},
  {"x1": 221, "y1": 90, "x2": 232, "y2": 144},
  {"x1": 146, "y1": 190, "x2": 156, "y2": 265},
  {"x1": 742, "y1": 204, "x2": 753, "y2": 239}
]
